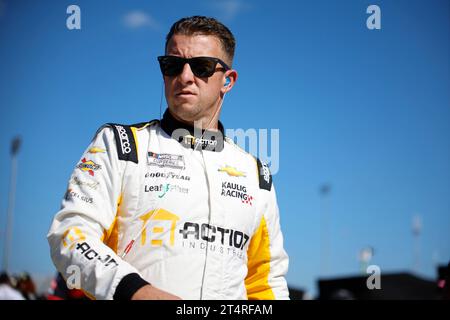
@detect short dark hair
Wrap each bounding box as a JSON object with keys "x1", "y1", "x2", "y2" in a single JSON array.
[
  {"x1": 0, "y1": 272, "x2": 10, "y2": 285},
  {"x1": 165, "y1": 16, "x2": 236, "y2": 65}
]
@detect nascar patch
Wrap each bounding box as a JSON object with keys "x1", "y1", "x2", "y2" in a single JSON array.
[{"x1": 147, "y1": 151, "x2": 185, "y2": 170}]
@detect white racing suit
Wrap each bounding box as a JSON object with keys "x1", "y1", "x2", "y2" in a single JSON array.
[{"x1": 47, "y1": 110, "x2": 289, "y2": 300}]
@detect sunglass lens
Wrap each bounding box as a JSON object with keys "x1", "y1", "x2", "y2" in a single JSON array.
[
  {"x1": 160, "y1": 57, "x2": 183, "y2": 76},
  {"x1": 190, "y1": 58, "x2": 216, "y2": 77}
]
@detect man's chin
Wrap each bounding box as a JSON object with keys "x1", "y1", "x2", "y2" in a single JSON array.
[{"x1": 169, "y1": 104, "x2": 201, "y2": 123}]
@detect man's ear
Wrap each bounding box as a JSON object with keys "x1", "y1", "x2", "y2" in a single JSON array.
[{"x1": 221, "y1": 70, "x2": 238, "y2": 94}]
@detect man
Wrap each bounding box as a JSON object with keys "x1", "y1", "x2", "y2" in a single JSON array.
[
  {"x1": 0, "y1": 272, "x2": 25, "y2": 300},
  {"x1": 47, "y1": 16, "x2": 289, "y2": 300}
]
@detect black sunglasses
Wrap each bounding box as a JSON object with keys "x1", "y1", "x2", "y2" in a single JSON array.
[{"x1": 157, "y1": 55, "x2": 230, "y2": 78}]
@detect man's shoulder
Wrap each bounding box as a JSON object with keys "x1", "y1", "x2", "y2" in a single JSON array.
[
  {"x1": 101, "y1": 119, "x2": 160, "y2": 131},
  {"x1": 224, "y1": 136, "x2": 252, "y2": 156},
  {"x1": 224, "y1": 137, "x2": 273, "y2": 191},
  {"x1": 94, "y1": 119, "x2": 159, "y2": 135},
  {"x1": 93, "y1": 119, "x2": 160, "y2": 164},
  {"x1": 129, "y1": 119, "x2": 160, "y2": 130}
]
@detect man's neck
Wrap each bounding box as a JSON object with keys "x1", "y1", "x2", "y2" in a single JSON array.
[
  {"x1": 160, "y1": 109, "x2": 225, "y2": 152},
  {"x1": 168, "y1": 109, "x2": 220, "y2": 131}
]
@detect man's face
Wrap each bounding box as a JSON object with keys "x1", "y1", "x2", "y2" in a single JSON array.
[{"x1": 163, "y1": 34, "x2": 232, "y2": 125}]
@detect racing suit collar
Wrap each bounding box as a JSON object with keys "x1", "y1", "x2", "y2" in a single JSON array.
[{"x1": 160, "y1": 109, "x2": 225, "y2": 152}]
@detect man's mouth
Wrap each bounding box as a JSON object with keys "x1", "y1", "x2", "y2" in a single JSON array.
[{"x1": 176, "y1": 90, "x2": 196, "y2": 96}]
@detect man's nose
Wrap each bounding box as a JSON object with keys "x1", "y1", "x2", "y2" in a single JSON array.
[{"x1": 178, "y1": 62, "x2": 195, "y2": 84}]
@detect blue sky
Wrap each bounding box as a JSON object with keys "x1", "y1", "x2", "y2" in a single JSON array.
[{"x1": 0, "y1": 0, "x2": 449, "y2": 297}]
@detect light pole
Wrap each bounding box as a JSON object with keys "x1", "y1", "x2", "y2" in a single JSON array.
[
  {"x1": 412, "y1": 214, "x2": 422, "y2": 274},
  {"x1": 359, "y1": 246, "x2": 374, "y2": 274},
  {"x1": 319, "y1": 184, "x2": 331, "y2": 277},
  {"x1": 2, "y1": 136, "x2": 21, "y2": 272}
]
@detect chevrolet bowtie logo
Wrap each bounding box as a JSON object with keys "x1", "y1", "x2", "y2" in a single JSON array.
[
  {"x1": 88, "y1": 147, "x2": 106, "y2": 154},
  {"x1": 218, "y1": 166, "x2": 246, "y2": 177}
]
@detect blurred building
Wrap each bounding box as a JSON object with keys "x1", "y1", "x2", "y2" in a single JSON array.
[
  {"x1": 288, "y1": 286, "x2": 307, "y2": 300},
  {"x1": 317, "y1": 265, "x2": 449, "y2": 300}
]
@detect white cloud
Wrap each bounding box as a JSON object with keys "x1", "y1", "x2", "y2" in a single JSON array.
[
  {"x1": 213, "y1": 0, "x2": 251, "y2": 21},
  {"x1": 122, "y1": 10, "x2": 160, "y2": 30}
]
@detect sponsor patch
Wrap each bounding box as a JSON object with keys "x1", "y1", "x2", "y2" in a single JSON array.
[
  {"x1": 144, "y1": 183, "x2": 189, "y2": 198},
  {"x1": 221, "y1": 182, "x2": 253, "y2": 206},
  {"x1": 65, "y1": 188, "x2": 94, "y2": 204},
  {"x1": 108, "y1": 123, "x2": 138, "y2": 164},
  {"x1": 218, "y1": 165, "x2": 246, "y2": 177},
  {"x1": 147, "y1": 152, "x2": 185, "y2": 169},
  {"x1": 76, "y1": 158, "x2": 101, "y2": 176},
  {"x1": 136, "y1": 208, "x2": 250, "y2": 259},
  {"x1": 69, "y1": 176, "x2": 100, "y2": 190},
  {"x1": 257, "y1": 159, "x2": 272, "y2": 191},
  {"x1": 145, "y1": 171, "x2": 190, "y2": 181},
  {"x1": 88, "y1": 147, "x2": 106, "y2": 154},
  {"x1": 183, "y1": 134, "x2": 218, "y2": 150}
]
